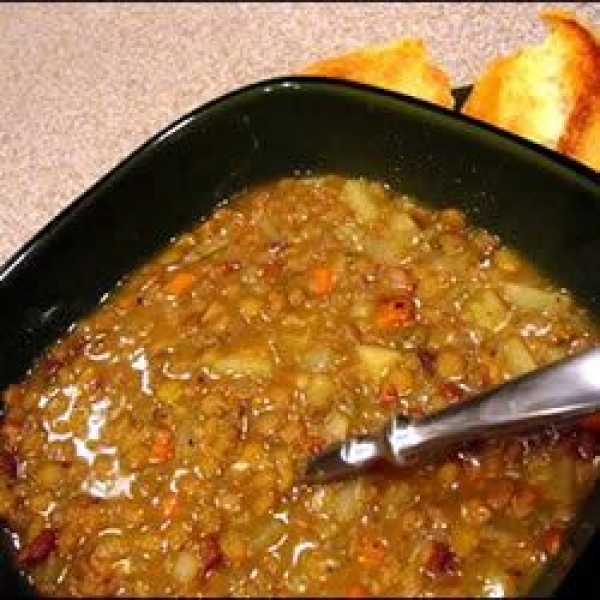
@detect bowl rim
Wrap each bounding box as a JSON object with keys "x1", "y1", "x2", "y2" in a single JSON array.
[{"x1": 1, "y1": 75, "x2": 598, "y2": 284}]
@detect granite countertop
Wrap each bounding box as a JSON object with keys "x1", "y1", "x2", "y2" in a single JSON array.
[{"x1": 1, "y1": 2, "x2": 598, "y2": 265}]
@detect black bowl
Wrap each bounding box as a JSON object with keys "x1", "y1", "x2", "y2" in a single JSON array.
[{"x1": 1, "y1": 77, "x2": 599, "y2": 597}]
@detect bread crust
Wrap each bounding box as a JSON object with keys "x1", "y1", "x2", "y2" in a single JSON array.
[
  {"x1": 463, "y1": 10, "x2": 599, "y2": 170},
  {"x1": 301, "y1": 39, "x2": 454, "y2": 109}
]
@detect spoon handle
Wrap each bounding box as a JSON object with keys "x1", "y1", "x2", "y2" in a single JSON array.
[{"x1": 386, "y1": 347, "x2": 600, "y2": 465}]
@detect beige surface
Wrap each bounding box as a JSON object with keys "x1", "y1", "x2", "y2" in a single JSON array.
[{"x1": 1, "y1": 2, "x2": 598, "y2": 266}]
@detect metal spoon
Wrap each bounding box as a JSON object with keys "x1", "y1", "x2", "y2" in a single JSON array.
[{"x1": 304, "y1": 346, "x2": 600, "y2": 484}]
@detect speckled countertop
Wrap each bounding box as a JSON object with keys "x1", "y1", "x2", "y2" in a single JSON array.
[{"x1": 0, "y1": 2, "x2": 598, "y2": 265}]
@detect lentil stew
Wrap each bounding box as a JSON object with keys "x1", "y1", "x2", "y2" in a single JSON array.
[{"x1": 1, "y1": 176, "x2": 599, "y2": 596}]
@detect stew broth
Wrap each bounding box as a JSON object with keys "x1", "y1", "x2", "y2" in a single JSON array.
[{"x1": 1, "y1": 176, "x2": 599, "y2": 596}]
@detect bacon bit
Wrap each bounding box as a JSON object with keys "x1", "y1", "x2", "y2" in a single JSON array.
[
  {"x1": 417, "y1": 348, "x2": 436, "y2": 374},
  {"x1": 541, "y1": 526, "x2": 563, "y2": 557},
  {"x1": 163, "y1": 272, "x2": 197, "y2": 296},
  {"x1": 409, "y1": 206, "x2": 433, "y2": 229},
  {"x1": 305, "y1": 435, "x2": 326, "y2": 456},
  {"x1": 438, "y1": 382, "x2": 465, "y2": 403},
  {"x1": 257, "y1": 262, "x2": 281, "y2": 281},
  {"x1": 377, "y1": 382, "x2": 399, "y2": 406},
  {"x1": 89, "y1": 375, "x2": 107, "y2": 393},
  {"x1": 220, "y1": 260, "x2": 242, "y2": 274},
  {"x1": 347, "y1": 583, "x2": 369, "y2": 597},
  {"x1": 356, "y1": 535, "x2": 387, "y2": 568},
  {"x1": 1, "y1": 421, "x2": 23, "y2": 448},
  {"x1": 485, "y1": 478, "x2": 515, "y2": 511},
  {"x1": 2, "y1": 385, "x2": 21, "y2": 406},
  {"x1": 458, "y1": 438, "x2": 486, "y2": 457},
  {"x1": 139, "y1": 273, "x2": 160, "y2": 294},
  {"x1": 511, "y1": 487, "x2": 539, "y2": 518},
  {"x1": 161, "y1": 493, "x2": 179, "y2": 519},
  {"x1": 569, "y1": 431, "x2": 597, "y2": 461},
  {"x1": 199, "y1": 533, "x2": 224, "y2": 578},
  {"x1": 309, "y1": 266, "x2": 335, "y2": 296},
  {"x1": 480, "y1": 351, "x2": 501, "y2": 386},
  {"x1": 461, "y1": 498, "x2": 492, "y2": 525},
  {"x1": 268, "y1": 240, "x2": 288, "y2": 256},
  {"x1": 375, "y1": 297, "x2": 415, "y2": 330},
  {"x1": 580, "y1": 412, "x2": 600, "y2": 434},
  {"x1": 150, "y1": 427, "x2": 175, "y2": 464},
  {"x1": 0, "y1": 450, "x2": 18, "y2": 478},
  {"x1": 504, "y1": 439, "x2": 524, "y2": 463},
  {"x1": 19, "y1": 529, "x2": 58, "y2": 567},
  {"x1": 423, "y1": 540, "x2": 458, "y2": 578},
  {"x1": 41, "y1": 354, "x2": 66, "y2": 378}
]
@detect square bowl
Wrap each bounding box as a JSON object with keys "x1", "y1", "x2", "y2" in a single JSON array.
[{"x1": 1, "y1": 77, "x2": 599, "y2": 597}]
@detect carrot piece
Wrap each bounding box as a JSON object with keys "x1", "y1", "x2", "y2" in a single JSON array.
[
  {"x1": 377, "y1": 382, "x2": 399, "y2": 406},
  {"x1": 580, "y1": 412, "x2": 600, "y2": 433},
  {"x1": 375, "y1": 297, "x2": 415, "y2": 330},
  {"x1": 347, "y1": 583, "x2": 368, "y2": 597},
  {"x1": 356, "y1": 535, "x2": 386, "y2": 567},
  {"x1": 541, "y1": 526, "x2": 563, "y2": 557},
  {"x1": 164, "y1": 272, "x2": 196, "y2": 296},
  {"x1": 162, "y1": 493, "x2": 179, "y2": 518},
  {"x1": 309, "y1": 266, "x2": 335, "y2": 295},
  {"x1": 150, "y1": 427, "x2": 175, "y2": 464}
]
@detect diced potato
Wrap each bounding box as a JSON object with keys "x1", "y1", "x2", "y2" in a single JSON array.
[
  {"x1": 541, "y1": 346, "x2": 566, "y2": 365},
  {"x1": 202, "y1": 301, "x2": 227, "y2": 324},
  {"x1": 502, "y1": 283, "x2": 571, "y2": 313},
  {"x1": 451, "y1": 525, "x2": 479, "y2": 558},
  {"x1": 380, "y1": 481, "x2": 414, "y2": 519},
  {"x1": 493, "y1": 247, "x2": 521, "y2": 273},
  {"x1": 34, "y1": 461, "x2": 63, "y2": 490},
  {"x1": 323, "y1": 410, "x2": 349, "y2": 442},
  {"x1": 172, "y1": 550, "x2": 200, "y2": 584},
  {"x1": 385, "y1": 366, "x2": 415, "y2": 396},
  {"x1": 203, "y1": 347, "x2": 273, "y2": 379},
  {"x1": 239, "y1": 296, "x2": 262, "y2": 321},
  {"x1": 362, "y1": 237, "x2": 400, "y2": 262},
  {"x1": 331, "y1": 480, "x2": 366, "y2": 523},
  {"x1": 467, "y1": 289, "x2": 510, "y2": 332},
  {"x1": 547, "y1": 455, "x2": 576, "y2": 506},
  {"x1": 302, "y1": 346, "x2": 334, "y2": 373},
  {"x1": 220, "y1": 531, "x2": 248, "y2": 563},
  {"x1": 279, "y1": 331, "x2": 310, "y2": 354},
  {"x1": 341, "y1": 179, "x2": 380, "y2": 222},
  {"x1": 250, "y1": 517, "x2": 286, "y2": 552},
  {"x1": 356, "y1": 345, "x2": 401, "y2": 381},
  {"x1": 499, "y1": 336, "x2": 536, "y2": 377},
  {"x1": 350, "y1": 300, "x2": 373, "y2": 320},
  {"x1": 390, "y1": 212, "x2": 419, "y2": 242},
  {"x1": 336, "y1": 224, "x2": 365, "y2": 252},
  {"x1": 435, "y1": 350, "x2": 466, "y2": 380},
  {"x1": 305, "y1": 374, "x2": 336, "y2": 410},
  {"x1": 156, "y1": 381, "x2": 183, "y2": 404}
]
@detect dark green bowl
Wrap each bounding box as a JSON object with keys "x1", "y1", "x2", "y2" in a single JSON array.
[{"x1": 1, "y1": 77, "x2": 599, "y2": 597}]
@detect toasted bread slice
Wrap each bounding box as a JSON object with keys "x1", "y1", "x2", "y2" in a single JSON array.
[
  {"x1": 571, "y1": 96, "x2": 600, "y2": 170},
  {"x1": 463, "y1": 10, "x2": 600, "y2": 170},
  {"x1": 301, "y1": 39, "x2": 454, "y2": 109}
]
